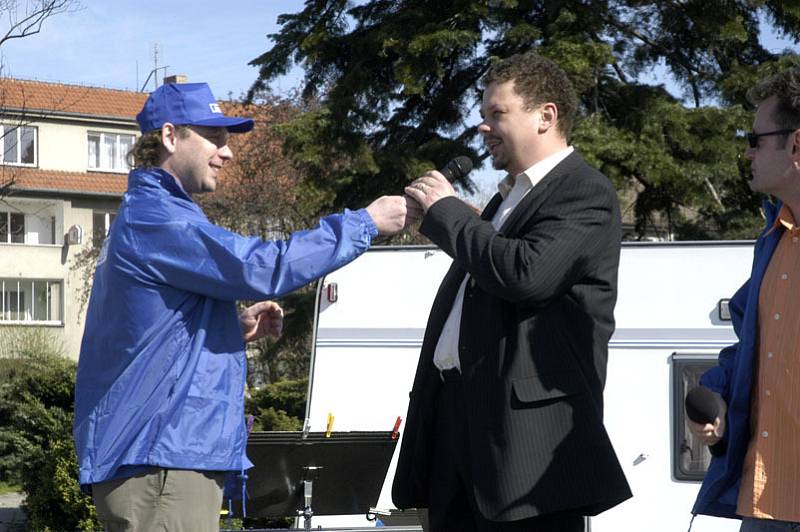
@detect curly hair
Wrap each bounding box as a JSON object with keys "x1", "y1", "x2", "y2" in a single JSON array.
[
  {"x1": 482, "y1": 51, "x2": 578, "y2": 138},
  {"x1": 748, "y1": 67, "x2": 800, "y2": 132},
  {"x1": 127, "y1": 125, "x2": 191, "y2": 169}
]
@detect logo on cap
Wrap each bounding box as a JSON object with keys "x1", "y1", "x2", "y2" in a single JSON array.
[{"x1": 209, "y1": 103, "x2": 221, "y2": 113}]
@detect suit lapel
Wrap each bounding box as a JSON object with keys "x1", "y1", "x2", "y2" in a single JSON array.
[
  {"x1": 424, "y1": 192, "x2": 503, "y2": 348},
  {"x1": 498, "y1": 151, "x2": 583, "y2": 236},
  {"x1": 481, "y1": 192, "x2": 503, "y2": 221},
  {"x1": 440, "y1": 191, "x2": 502, "y2": 289}
]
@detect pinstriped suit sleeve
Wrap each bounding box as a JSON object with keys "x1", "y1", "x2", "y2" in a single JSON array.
[{"x1": 420, "y1": 174, "x2": 616, "y2": 306}]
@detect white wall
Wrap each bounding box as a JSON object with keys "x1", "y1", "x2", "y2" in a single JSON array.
[
  {"x1": 0, "y1": 196, "x2": 119, "y2": 360},
  {"x1": 34, "y1": 120, "x2": 138, "y2": 174}
]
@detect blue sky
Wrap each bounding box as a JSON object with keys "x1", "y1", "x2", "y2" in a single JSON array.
[{"x1": 0, "y1": 0, "x2": 303, "y2": 97}]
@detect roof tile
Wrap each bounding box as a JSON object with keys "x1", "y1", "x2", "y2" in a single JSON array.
[
  {"x1": 0, "y1": 78, "x2": 146, "y2": 119},
  {"x1": 1, "y1": 167, "x2": 127, "y2": 197}
]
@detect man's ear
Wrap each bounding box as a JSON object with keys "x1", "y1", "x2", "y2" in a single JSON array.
[
  {"x1": 538, "y1": 103, "x2": 559, "y2": 133},
  {"x1": 161, "y1": 123, "x2": 178, "y2": 155}
]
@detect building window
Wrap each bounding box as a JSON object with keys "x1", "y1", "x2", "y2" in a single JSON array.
[
  {"x1": 92, "y1": 211, "x2": 116, "y2": 245},
  {"x1": 0, "y1": 279, "x2": 62, "y2": 324},
  {"x1": 88, "y1": 132, "x2": 135, "y2": 172},
  {"x1": 0, "y1": 212, "x2": 25, "y2": 243},
  {"x1": 1, "y1": 124, "x2": 36, "y2": 166},
  {"x1": 0, "y1": 202, "x2": 62, "y2": 245}
]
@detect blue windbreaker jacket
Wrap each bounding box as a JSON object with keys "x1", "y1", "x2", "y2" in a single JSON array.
[
  {"x1": 692, "y1": 200, "x2": 781, "y2": 518},
  {"x1": 74, "y1": 167, "x2": 377, "y2": 486}
]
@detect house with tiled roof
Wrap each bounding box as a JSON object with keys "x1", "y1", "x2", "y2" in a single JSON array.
[{"x1": 0, "y1": 77, "x2": 148, "y2": 359}]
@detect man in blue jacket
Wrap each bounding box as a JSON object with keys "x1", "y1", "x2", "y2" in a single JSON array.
[
  {"x1": 690, "y1": 68, "x2": 800, "y2": 531},
  {"x1": 74, "y1": 82, "x2": 417, "y2": 531}
]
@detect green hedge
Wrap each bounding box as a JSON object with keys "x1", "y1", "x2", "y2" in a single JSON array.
[
  {"x1": 246, "y1": 377, "x2": 307, "y2": 431},
  {"x1": 23, "y1": 439, "x2": 98, "y2": 532},
  {"x1": 0, "y1": 330, "x2": 311, "y2": 531},
  {"x1": 0, "y1": 328, "x2": 98, "y2": 531}
]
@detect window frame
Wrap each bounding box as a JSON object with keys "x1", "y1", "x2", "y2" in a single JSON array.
[
  {"x1": 87, "y1": 131, "x2": 135, "y2": 173},
  {"x1": 0, "y1": 201, "x2": 63, "y2": 246},
  {"x1": 0, "y1": 278, "x2": 63, "y2": 326},
  {"x1": 670, "y1": 352, "x2": 720, "y2": 482},
  {"x1": 0, "y1": 124, "x2": 37, "y2": 167},
  {"x1": 0, "y1": 211, "x2": 26, "y2": 244},
  {"x1": 92, "y1": 210, "x2": 117, "y2": 246}
]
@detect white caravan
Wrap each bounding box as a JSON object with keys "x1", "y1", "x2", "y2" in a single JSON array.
[{"x1": 300, "y1": 242, "x2": 753, "y2": 531}]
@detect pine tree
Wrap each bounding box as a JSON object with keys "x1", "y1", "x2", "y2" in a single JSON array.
[{"x1": 250, "y1": 0, "x2": 800, "y2": 239}]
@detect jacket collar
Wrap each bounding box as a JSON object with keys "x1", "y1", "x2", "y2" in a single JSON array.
[
  {"x1": 496, "y1": 150, "x2": 583, "y2": 235},
  {"x1": 763, "y1": 198, "x2": 779, "y2": 224},
  {"x1": 128, "y1": 167, "x2": 194, "y2": 203},
  {"x1": 496, "y1": 146, "x2": 575, "y2": 199}
]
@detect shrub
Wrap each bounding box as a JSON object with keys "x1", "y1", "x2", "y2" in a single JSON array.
[
  {"x1": 246, "y1": 377, "x2": 307, "y2": 431},
  {"x1": 253, "y1": 406, "x2": 303, "y2": 431},
  {"x1": 0, "y1": 327, "x2": 65, "y2": 360},
  {"x1": 22, "y1": 439, "x2": 98, "y2": 532},
  {"x1": 0, "y1": 328, "x2": 99, "y2": 531},
  {"x1": 0, "y1": 328, "x2": 71, "y2": 485}
]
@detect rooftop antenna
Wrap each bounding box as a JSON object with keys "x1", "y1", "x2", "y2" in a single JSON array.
[
  {"x1": 139, "y1": 44, "x2": 169, "y2": 92},
  {"x1": 153, "y1": 44, "x2": 158, "y2": 90}
]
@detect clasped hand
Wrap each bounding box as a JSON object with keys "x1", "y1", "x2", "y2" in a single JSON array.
[{"x1": 239, "y1": 300, "x2": 284, "y2": 342}]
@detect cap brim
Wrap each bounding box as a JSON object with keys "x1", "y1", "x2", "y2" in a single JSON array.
[{"x1": 190, "y1": 116, "x2": 254, "y2": 133}]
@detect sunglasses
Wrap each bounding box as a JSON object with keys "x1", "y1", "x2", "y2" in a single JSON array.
[{"x1": 744, "y1": 129, "x2": 797, "y2": 149}]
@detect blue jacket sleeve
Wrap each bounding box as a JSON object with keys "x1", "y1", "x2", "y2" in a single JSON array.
[
  {"x1": 700, "y1": 277, "x2": 750, "y2": 401},
  {"x1": 123, "y1": 208, "x2": 377, "y2": 301}
]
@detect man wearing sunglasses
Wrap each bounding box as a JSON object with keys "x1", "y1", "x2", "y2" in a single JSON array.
[
  {"x1": 73, "y1": 82, "x2": 418, "y2": 531},
  {"x1": 690, "y1": 68, "x2": 800, "y2": 531}
]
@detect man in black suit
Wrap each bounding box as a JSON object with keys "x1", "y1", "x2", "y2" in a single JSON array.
[{"x1": 393, "y1": 52, "x2": 632, "y2": 531}]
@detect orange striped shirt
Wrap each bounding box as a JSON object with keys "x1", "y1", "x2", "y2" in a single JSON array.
[{"x1": 737, "y1": 205, "x2": 800, "y2": 521}]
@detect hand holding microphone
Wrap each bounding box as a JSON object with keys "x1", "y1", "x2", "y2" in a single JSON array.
[
  {"x1": 685, "y1": 386, "x2": 726, "y2": 446},
  {"x1": 405, "y1": 156, "x2": 473, "y2": 213}
]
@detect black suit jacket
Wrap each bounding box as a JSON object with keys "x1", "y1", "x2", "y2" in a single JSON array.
[{"x1": 392, "y1": 151, "x2": 632, "y2": 521}]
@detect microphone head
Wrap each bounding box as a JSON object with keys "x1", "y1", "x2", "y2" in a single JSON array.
[
  {"x1": 441, "y1": 156, "x2": 473, "y2": 182},
  {"x1": 685, "y1": 386, "x2": 722, "y2": 425}
]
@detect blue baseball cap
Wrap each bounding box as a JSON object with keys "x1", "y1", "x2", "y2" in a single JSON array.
[{"x1": 136, "y1": 82, "x2": 254, "y2": 134}]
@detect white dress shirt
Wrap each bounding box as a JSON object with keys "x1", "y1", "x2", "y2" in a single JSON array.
[{"x1": 432, "y1": 146, "x2": 574, "y2": 371}]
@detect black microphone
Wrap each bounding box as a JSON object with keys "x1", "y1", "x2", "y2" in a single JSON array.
[
  {"x1": 439, "y1": 156, "x2": 473, "y2": 182},
  {"x1": 685, "y1": 386, "x2": 723, "y2": 424}
]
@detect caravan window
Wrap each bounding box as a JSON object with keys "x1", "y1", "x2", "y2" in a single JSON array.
[{"x1": 671, "y1": 354, "x2": 719, "y2": 481}]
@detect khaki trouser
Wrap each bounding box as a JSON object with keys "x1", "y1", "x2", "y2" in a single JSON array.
[{"x1": 92, "y1": 468, "x2": 226, "y2": 532}]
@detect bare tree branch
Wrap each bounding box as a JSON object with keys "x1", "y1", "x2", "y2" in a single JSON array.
[
  {"x1": 0, "y1": 0, "x2": 81, "y2": 201},
  {"x1": 0, "y1": 1, "x2": 79, "y2": 48}
]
